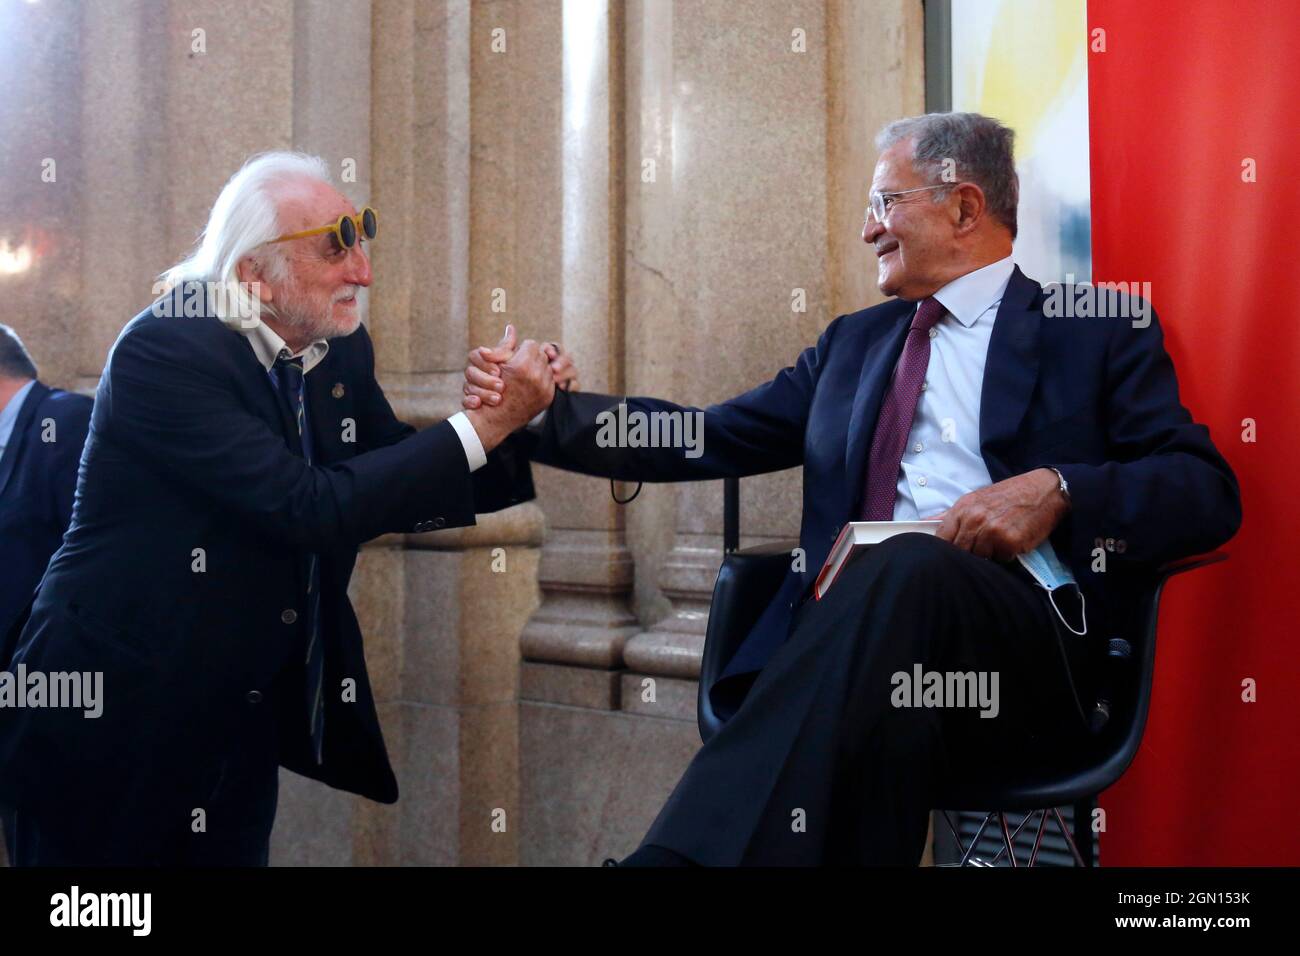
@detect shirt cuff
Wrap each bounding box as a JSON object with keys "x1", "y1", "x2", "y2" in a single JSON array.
[{"x1": 448, "y1": 411, "x2": 487, "y2": 472}]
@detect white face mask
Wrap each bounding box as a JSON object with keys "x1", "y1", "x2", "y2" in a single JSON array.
[{"x1": 1017, "y1": 542, "x2": 1087, "y2": 637}]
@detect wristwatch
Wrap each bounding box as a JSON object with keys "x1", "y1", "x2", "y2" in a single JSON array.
[{"x1": 1047, "y1": 466, "x2": 1071, "y2": 507}]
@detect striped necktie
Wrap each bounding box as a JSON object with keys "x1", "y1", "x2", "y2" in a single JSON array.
[{"x1": 271, "y1": 354, "x2": 325, "y2": 765}]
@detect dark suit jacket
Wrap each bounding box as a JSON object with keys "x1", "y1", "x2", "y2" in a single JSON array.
[
  {"x1": 534, "y1": 266, "x2": 1242, "y2": 717},
  {"x1": 0, "y1": 285, "x2": 533, "y2": 818},
  {"x1": 0, "y1": 382, "x2": 92, "y2": 644}
]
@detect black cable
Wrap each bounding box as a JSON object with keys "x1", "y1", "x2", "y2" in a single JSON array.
[{"x1": 611, "y1": 480, "x2": 642, "y2": 504}]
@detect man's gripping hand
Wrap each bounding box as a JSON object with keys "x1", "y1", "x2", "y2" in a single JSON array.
[
  {"x1": 463, "y1": 332, "x2": 556, "y2": 452},
  {"x1": 931, "y1": 468, "x2": 1070, "y2": 561},
  {"x1": 463, "y1": 324, "x2": 579, "y2": 411}
]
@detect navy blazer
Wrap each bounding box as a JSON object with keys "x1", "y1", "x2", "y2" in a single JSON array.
[
  {"x1": 535, "y1": 266, "x2": 1242, "y2": 716},
  {"x1": 0, "y1": 286, "x2": 534, "y2": 817},
  {"x1": 0, "y1": 382, "x2": 92, "y2": 642}
]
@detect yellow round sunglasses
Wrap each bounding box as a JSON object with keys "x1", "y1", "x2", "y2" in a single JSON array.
[{"x1": 270, "y1": 206, "x2": 377, "y2": 251}]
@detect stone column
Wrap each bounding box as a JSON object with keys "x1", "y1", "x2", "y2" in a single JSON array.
[
  {"x1": 517, "y1": 0, "x2": 641, "y2": 716},
  {"x1": 827, "y1": 0, "x2": 926, "y2": 317},
  {"x1": 518, "y1": 0, "x2": 711, "y2": 866},
  {"x1": 161, "y1": 0, "x2": 296, "y2": 258},
  {"x1": 0, "y1": 0, "x2": 85, "y2": 392},
  {"x1": 77, "y1": 0, "x2": 168, "y2": 392},
  {"x1": 620, "y1": 0, "x2": 830, "y2": 704}
]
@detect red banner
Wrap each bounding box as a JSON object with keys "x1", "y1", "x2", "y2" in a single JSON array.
[{"x1": 1087, "y1": 0, "x2": 1300, "y2": 864}]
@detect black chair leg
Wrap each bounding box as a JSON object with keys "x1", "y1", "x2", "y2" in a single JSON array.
[
  {"x1": 1072, "y1": 797, "x2": 1094, "y2": 867},
  {"x1": 1053, "y1": 807, "x2": 1088, "y2": 867},
  {"x1": 1028, "y1": 810, "x2": 1050, "y2": 866},
  {"x1": 941, "y1": 805, "x2": 1095, "y2": 867}
]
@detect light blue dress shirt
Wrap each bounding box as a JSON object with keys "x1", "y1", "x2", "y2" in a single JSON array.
[
  {"x1": 0, "y1": 378, "x2": 37, "y2": 465},
  {"x1": 889, "y1": 256, "x2": 1072, "y2": 577}
]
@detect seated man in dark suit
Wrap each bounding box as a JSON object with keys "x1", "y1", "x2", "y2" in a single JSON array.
[
  {"x1": 0, "y1": 151, "x2": 568, "y2": 866},
  {"x1": 0, "y1": 326, "x2": 93, "y2": 862},
  {"x1": 463, "y1": 112, "x2": 1242, "y2": 865}
]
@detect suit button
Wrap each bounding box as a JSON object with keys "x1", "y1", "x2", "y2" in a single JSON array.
[
  {"x1": 413, "y1": 520, "x2": 430, "y2": 532},
  {"x1": 246, "y1": 690, "x2": 263, "y2": 704},
  {"x1": 433, "y1": 516, "x2": 446, "y2": 529},
  {"x1": 281, "y1": 608, "x2": 298, "y2": 624}
]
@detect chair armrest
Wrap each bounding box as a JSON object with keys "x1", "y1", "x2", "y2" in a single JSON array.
[{"x1": 1154, "y1": 550, "x2": 1229, "y2": 580}]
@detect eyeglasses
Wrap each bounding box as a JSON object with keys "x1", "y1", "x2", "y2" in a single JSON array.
[
  {"x1": 270, "y1": 207, "x2": 378, "y2": 252},
  {"x1": 865, "y1": 185, "x2": 952, "y2": 225}
]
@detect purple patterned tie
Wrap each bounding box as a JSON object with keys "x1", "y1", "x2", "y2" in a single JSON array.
[{"x1": 860, "y1": 297, "x2": 946, "y2": 520}]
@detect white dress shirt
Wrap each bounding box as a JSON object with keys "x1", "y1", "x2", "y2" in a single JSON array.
[
  {"x1": 0, "y1": 378, "x2": 37, "y2": 465},
  {"x1": 890, "y1": 255, "x2": 1070, "y2": 572}
]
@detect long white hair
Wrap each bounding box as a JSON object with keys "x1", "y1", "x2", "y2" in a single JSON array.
[{"x1": 159, "y1": 151, "x2": 333, "y2": 320}]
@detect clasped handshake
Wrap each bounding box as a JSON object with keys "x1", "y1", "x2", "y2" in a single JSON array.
[
  {"x1": 455, "y1": 325, "x2": 1067, "y2": 561},
  {"x1": 460, "y1": 324, "x2": 580, "y2": 452}
]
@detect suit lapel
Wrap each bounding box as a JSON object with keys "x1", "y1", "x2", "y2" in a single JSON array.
[
  {"x1": 0, "y1": 382, "x2": 51, "y2": 499},
  {"x1": 844, "y1": 301, "x2": 914, "y2": 500},
  {"x1": 978, "y1": 265, "x2": 1043, "y2": 480},
  {"x1": 232, "y1": 333, "x2": 304, "y2": 457},
  {"x1": 305, "y1": 358, "x2": 339, "y2": 465}
]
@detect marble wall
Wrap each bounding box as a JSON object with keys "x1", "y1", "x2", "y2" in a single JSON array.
[
  {"x1": 0, "y1": 0, "x2": 924, "y2": 867},
  {"x1": 517, "y1": 0, "x2": 925, "y2": 865}
]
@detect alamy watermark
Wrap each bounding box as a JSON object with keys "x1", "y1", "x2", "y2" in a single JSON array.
[
  {"x1": 0, "y1": 665, "x2": 103, "y2": 718},
  {"x1": 891, "y1": 664, "x2": 1000, "y2": 718},
  {"x1": 149, "y1": 278, "x2": 263, "y2": 329},
  {"x1": 1042, "y1": 275, "x2": 1152, "y2": 328},
  {"x1": 595, "y1": 401, "x2": 704, "y2": 459},
  {"x1": 50, "y1": 886, "x2": 150, "y2": 936}
]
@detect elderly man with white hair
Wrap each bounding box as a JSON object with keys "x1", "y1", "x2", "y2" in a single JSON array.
[{"x1": 0, "y1": 152, "x2": 574, "y2": 865}]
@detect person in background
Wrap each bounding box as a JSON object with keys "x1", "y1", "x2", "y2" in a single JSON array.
[{"x1": 0, "y1": 324, "x2": 93, "y2": 863}]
